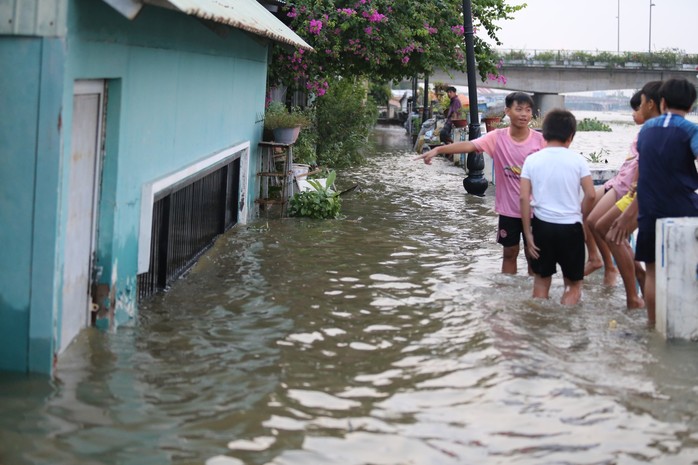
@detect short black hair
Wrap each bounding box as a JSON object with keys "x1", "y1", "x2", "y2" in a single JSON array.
[
  {"x1": 640, "y1": 80, "x2": 662, "y2": 110},
  {"x1": 505, "y1": 91, "x2": 533, "y2": 108},
  {"x1": 542, "y1": 108, "x2": 576, "y2": 142},
  {"x1": 629, "y1": 90, "x2": 642, "y2": 110},
  {"x1": 446, "y1": 86, "x2": 457, "y2": 93},
  {"x1": 659, "y1": 78, "x2": 697, "y2": 112}
]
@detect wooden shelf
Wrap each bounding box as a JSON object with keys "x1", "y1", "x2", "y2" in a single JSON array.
[{"x1": 257, "y1": 142, "x2": 294, "y2": 216}]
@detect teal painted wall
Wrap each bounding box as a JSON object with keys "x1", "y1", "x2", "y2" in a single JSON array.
[
  {"x1": 1, "y1": 0, "x2": 271, "y2": 373},
  {"x1": 0, "y1": 37, "x2": 63, "y2": 373},
  {"x1": 60, "y1": 1, "x2": 267, "y2": 334}
]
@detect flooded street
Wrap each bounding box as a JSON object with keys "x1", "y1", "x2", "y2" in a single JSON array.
[{"x1": 2, "y1": 121, "x2": 698, "y2": 465}]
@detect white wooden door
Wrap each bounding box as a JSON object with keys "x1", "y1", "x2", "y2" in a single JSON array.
[{"x1": 60, "y1": 80, "x2": 104, "y2": 353}]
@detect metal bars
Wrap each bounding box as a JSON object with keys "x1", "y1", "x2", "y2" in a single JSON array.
[{"x1": 137, "y1": 158, "x2": 240, "y2": 300}]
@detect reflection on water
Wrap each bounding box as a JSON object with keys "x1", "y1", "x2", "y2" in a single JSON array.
[{"x1": 2, "y1": 122, "x2": 698, "y2": 465}]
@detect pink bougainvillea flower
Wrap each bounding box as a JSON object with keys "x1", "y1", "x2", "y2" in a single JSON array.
[{"x1": 309, "y1": 19, "x2": 323, "y2": 35}]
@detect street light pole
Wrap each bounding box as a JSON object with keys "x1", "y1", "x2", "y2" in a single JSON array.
[
  {"x1": 461, "y1": 0, "x2": 487, "y2": 196},
  {"x1": 649, "y1": 0, "x2": 655, "y2": 53}
]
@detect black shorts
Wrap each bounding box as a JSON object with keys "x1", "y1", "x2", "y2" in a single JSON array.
[
  {"x1": 530, "y1": 217, "x2": 585, "y2": 281},
  {"x1": 496, "y1": 215, "x2": 527, "y2": 248},
  {"x1": 635, "y1": 227, "x2": 656, "y2": 263}
]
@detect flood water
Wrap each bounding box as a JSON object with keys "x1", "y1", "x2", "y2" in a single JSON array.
[{"x1": 2, "y1": 118, "x2": 698, "y2": 465}]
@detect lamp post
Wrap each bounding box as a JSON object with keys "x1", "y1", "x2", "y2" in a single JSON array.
[
  {"x1": 648, "y1": 0, "x2": 655, "y2": 53},
  {"x1": 461, "y1": 0, "x2": 488, "y2": 196}
]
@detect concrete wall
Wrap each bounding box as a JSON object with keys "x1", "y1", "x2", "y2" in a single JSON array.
[
  {"x1": 656, "y1": 217, "x2": 698, "y2": 340},
  {"x1": 1, "y1": 0, "x2": 270, "y2": 373}
]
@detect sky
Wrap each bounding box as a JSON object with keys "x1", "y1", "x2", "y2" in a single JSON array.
[{"x1": 483, "y1": 0, "x2": 698, "y2": 55}]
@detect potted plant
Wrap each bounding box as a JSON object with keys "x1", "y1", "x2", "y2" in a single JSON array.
[
  {"x1": 288, "y1": 170, "x2": 341, "y2": 219},
  {"x1": 482, "y1": 107, "x2": 503, "y2": 132},
  {"x1": 264, "y1": 104, "x2": 311, "y2": 144},
  {"x1": 452, "y1": 106, "x2": 470, "y2": 128}
]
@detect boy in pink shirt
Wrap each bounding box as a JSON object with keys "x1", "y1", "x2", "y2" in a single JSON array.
[{"x1": 416, "y1": 92, "x2": 545, "y2": 274}]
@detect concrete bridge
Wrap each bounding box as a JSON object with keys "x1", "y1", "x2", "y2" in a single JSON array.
[{"x1": 431, "y1": 50, "x2": 698, "y2": 114}]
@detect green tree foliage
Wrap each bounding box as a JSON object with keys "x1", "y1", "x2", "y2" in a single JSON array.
[
  {"x1": 269, "y1": 0, "x2": 524, "y2": 94},
  {"x1": 369, "y1": 81, "x2": 393, "y2": 108},
  {"x1": 314, "y1": 77, "x2": 378, "y2": 168}
]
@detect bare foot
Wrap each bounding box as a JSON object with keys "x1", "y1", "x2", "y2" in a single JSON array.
[
  {"x1": 603, "y1": 268, "x2": 619, "y2": 286},
  {"x1": 584, "y1": 259, "x2": 603, "y2": 276},
  {"x1": 627, "y1": 296, "x2": 645, "y2": 309}
]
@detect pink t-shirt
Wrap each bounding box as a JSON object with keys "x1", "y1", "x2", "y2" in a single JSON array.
[
  {"x1": 472, "y1": 128, "x2": 546, "y2": 218},
  {"x1": 604, "y1": 135, "x2": 639, "y2": 200}
]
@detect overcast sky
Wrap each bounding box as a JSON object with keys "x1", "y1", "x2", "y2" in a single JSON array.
[{"x1": 483, "y1": 0, "x2": 697, "y2": 54}]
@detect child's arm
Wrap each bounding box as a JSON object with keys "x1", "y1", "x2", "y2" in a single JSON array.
[
  {"x1": 607, "y1": 197, "x2": 638, "y2": 245},
  {"x1": 415, "y1": 140, "x2": 479, "y2": 164},
  {"x1": 580, "y1": 175, "x2": 596, "y2": 219},
  {"x1": 519, "y1": 178, "x2": 539, "y2": 259}
]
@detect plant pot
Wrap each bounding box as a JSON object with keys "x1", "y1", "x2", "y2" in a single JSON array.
[
  {"x1": 482, "y1": 117, "x2": 501, "y2": 133},
  {"x1": 452, "y1": 119, "x2": 468, "y2": 128},
  {"x1": 272, "y1": 126, "x2": 301, "y2": 144}
]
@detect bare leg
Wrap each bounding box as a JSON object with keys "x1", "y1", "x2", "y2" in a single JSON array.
[
  {"x1": 587, "y1": 188, "x2": 619, "y2": 285},
  {"x1": 532, "y1": 274, "x2": 551, "y2": 299},
  {"x1": 522, "y1": 243, "x2": 534, "y2": 276},
  {"x1": 584, "y1": 186, "x2": 606, "y2": 276},
  {"x1": 502, "y1": 244, "x2": 519, "y2": 274},
  {"x1": 561, "y1": 278, "x2": 583, "y2": 305},
  {"x1": 645, "y1": 263, "x2": 656, "y2": 326},
  {"x1": 598, "y1": 206, "x2": 643, "y2": 309},
  {"x1": 634, "y1": 260, "x2": 646, "y2": 296}
]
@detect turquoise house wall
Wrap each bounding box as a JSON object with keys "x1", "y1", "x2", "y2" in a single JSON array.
[
  {"x1": 1, "y1": 0, "x2": 271, "y2": 373},
  {"x1": 0, "y1": 36, "x2": 64, "y2": 373},
  {"x1": 61, "y1": 0, "x2": 268, "y2": 334}
]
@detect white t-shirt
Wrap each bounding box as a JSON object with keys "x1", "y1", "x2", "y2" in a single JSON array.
[{"x1": 520, "y1": 146, "x2": 591, "y2": 224}]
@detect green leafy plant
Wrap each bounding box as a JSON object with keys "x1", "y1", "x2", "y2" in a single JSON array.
[
  {"x1": 583, "y1": 148, "x2": 609, "y2": 163},
  {"x1": 483, "y1": 107, "x2": 503, "y2": 119},
  {"x1": 288, "y1": 171, "x2": 341, "y2": 219},
  {"x1": 533, "y1": 51, "x2": 557, "y2": 63},
  {"x1": 568, "y1": 51, "x2": 593, "y2": 64},
  {"x1": 577, "y1": 117, "x2": 612, "y2": 132},
  {"x1": 433, "y1": 93, "x2": 451, "y2": 115},
  {"x1": 455, "y1": 106, "x2": 470, "y2": 120},
  {"x1": 286, "y1": 106, "x2": 317, "y2": 165},
  {"x1": 502, "y1": 49, "x2": 528, "y2": 61},
  {"x1": 411, "y1": 116, "x2": 423, "y2": 134},
  {"x1": 264, "y1": 105, "x2": 311, "y2": 130},
  {"x1": 314, "y1": 77, "x2": 377, "y2": 168}
]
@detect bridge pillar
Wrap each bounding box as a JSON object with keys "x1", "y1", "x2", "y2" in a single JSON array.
[{"x1": 532, "y1": 93, "x2": 565, "y2": 118}]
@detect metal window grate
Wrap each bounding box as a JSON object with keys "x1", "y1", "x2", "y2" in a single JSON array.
[{"x1": 137, "y1": 158, "x2": 240, "y2": 300}]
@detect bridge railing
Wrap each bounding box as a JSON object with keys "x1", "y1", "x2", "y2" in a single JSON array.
[{"x1": 495, "y1": 49, "x2": 698, "y2": 71}]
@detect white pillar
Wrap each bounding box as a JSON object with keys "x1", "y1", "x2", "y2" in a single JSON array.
[{"x1": 655, "y1": 217, "x2": 698, "y2": 340}]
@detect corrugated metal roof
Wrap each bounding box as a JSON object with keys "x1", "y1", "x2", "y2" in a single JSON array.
[
  {"x1": 161, "y1": 0, "x2": 312, "y2": 50},
  {"x1": 0, "y1": 0, "x2": 67, "y2": 36}
]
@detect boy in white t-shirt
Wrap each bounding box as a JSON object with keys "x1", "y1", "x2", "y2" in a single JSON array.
[{"x1": 520, "y1": 109, "x2": 596, "y2": 305}]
